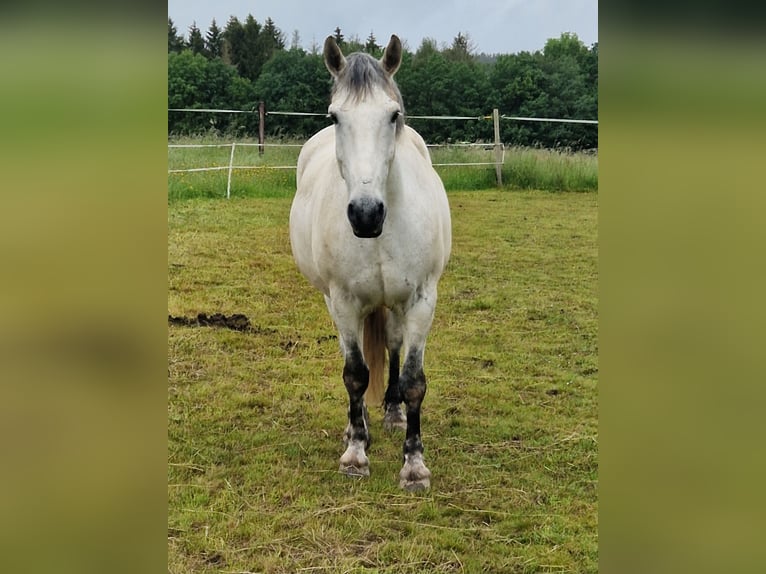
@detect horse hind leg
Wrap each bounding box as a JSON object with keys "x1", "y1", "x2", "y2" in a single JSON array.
[
  {"x1": 383, "y1": 346, "x2": 407, "y2": 431},
  {"x1": 339, "y1": 343, "x2": 371, "y2": 477},
  {"x1": 383, "y1": 312, "x2": 407, "y2": 431}
]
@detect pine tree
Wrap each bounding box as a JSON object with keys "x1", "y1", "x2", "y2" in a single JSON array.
[
  {"x1": 290, "y1": 29, "x2": 301, "y2": 51},
  {"x1": 262, "y1": 18, "x2": 285, "y2": 50},
  {"x1": 364, "y1": 31, "x2": 380, "y2": 55},
  {"x1": 333, "y1": 27, "x2": 344, "y2": 48},
  {"x1": 446, "y1": 32, "x2": 476, "y2": 62},
  {"x1": 237, "y1": 14, "x2": 262, "y2": 81},
  {"x1": 168, "y1": 18, "x2": 185, "y2": 53},
  {"x1": 222, "y1": 16, "x2": 245, "y2": 68},
  {"x1": 187, "y1": 22, "x2": 206, "y2": 56},
  {"x1": 205, "y1": 19, "x2": 223, "y2": 59}
]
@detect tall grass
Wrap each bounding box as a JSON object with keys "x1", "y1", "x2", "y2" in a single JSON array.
[
  {"x1": 504, "y1": 147, "x2": 598, "y2": 192},
  {"x1": 167, "y1": 136, "x2": 597, "y2": 201}
]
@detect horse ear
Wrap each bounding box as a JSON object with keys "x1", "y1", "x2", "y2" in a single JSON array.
[
  {"x1": 324, "y1": 36, "x2": 346, "y2": 77},
  {"x1": 380, "y1": 35, "x2": 402, "y2": 76}
]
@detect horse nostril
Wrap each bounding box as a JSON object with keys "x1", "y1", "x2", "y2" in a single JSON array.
[{"x1": 347, "y1": 198, "x2": 386, "y2": 238}]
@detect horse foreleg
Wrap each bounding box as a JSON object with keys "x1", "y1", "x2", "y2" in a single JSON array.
[
  {"x1": 397, "y1": 289, "x2": 438, "y2": 491},
  {"x1": 339, "y1": 343, "x2": 371, "y2": 477},
  {"x1": 398, "y1": 345, "x2": 432, "y2": 491}
]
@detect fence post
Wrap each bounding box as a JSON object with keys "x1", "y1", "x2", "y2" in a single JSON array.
[
  {"x1": 226, "y1": 142, "x2": 236, "y2": 199},
  {"x1": 258, "y1": 101, "x2": 266, "y2": 156},
  {"x1": 493, "y1": 108, "x2": 503, "y2": 187}
]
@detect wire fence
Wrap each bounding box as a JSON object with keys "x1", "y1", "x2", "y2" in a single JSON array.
[
  {"x1": 169, "y1": 108, "x2": 599, "y2": 124},
  {"x1": 168, "y1": 108, "x2": 596, "y2": 198}
]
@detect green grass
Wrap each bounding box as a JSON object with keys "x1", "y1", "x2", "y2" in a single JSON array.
[
  {"x1": 503, "y1": 147, "x2": 598, "y2": 192},
  {"x1": 168, "y1": 190, "x2": 598, "y2": 572},
  {"x1": 167, "y1": 136, "x2": 598, "y2": 200}
]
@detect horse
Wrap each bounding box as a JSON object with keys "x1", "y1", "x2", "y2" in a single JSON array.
[{"x1": 289, "y1": 34, "x2": 451, "y2": 491}]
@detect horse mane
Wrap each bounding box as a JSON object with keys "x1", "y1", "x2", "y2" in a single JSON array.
[{"x1": 331, "y1": 52, "x2": 405, "y2": 133}]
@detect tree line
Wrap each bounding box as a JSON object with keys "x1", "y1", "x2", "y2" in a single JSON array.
[{"x1": 168, "y1": 16, "x2": 598, "y2": 149}]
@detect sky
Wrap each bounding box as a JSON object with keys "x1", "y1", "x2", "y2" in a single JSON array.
[{"x1": 167, "y1": 0, "x2": 598, "y2": 56}]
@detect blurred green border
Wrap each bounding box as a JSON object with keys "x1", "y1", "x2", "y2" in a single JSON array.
[
  {"x1": 0, "y1": 11, "x2": 168, "y2": 574},
  {"x1": 600, "y1": 23, "x2": 766, "y2": 574}
]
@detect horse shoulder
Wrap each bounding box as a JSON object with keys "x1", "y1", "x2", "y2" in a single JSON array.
[
  {"x1": 398, "y1": 126, "x2": 452, "y2": 271},
  {"x1": 402, "y1": 125, "x2": 432, "y2": 163},
  {"x1": 297, "y1": 126, "x2": 335, "y2": 188}
]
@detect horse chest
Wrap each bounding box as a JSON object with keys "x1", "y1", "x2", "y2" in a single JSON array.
[{"x1": 328, "y1": 238, "x2": 428, "y2": 305}]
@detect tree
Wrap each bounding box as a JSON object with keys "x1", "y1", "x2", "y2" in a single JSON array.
[
  {"x1": 254, "y1": 50, "x2": 331, "y2": 137},
  {"x1": 445, "y1": 32, "x2": 476, "y2": 62},
  {"x1": 398, "y1": 47, "x2": 492, "y2": 143},
  {"x1": 256, "y1": 17, "x2": 286, "y2": 67},
  {"x1": 290, "y1": 29, "x2": 301, "y2": 51},
  {"x1": 487, "y1": 33, "x2": 597, "y2": 148},
  {"x1": 333, "y1": 27, "x2": 345, "y2": 48},
  {"x1": 364, "y1": 31, "x2": 380, "y2": 56},
  {"x1": 236, "y1": 15, "x2": 263, "y2": 81},
  {"x1": 584, "y1": 42, "x2": 598, "y2": 87},
  {"x1": 344, "y1": 34, "x2": 364, "y2": 54},
  {"x1": 167, "y1": 22, "x2": 598, "y2": 147},
  {"x1": 539, "y1": 33, "x2": 596, "y2": 147},
  {"x1": 415, "y1": 37, "x2": 439, "y2": 59},
  {"x1": 168, "y1": 18, "x2": 185, "y2": 53},
  {"x1": 262, "y1": 18, "x2": 286, "y2": 51},
  {"x1": 309, "y1": 36, "x2": 320, "y2": 55},
  {"x1": 187, "y1": 22, "x2": 206, "y2": 56},
  {"x1": 542, "y1": 32, "x2": 587, "y2": 63},
  {"x1": 222, "y1": 16, "x2": 245, "y2": 68},
  {"x1": 168, "y1": 51, "x2": 256, "y2": 134},
  {"x1": 205, "y1": 19, "x2": 223, "y2": 59}
]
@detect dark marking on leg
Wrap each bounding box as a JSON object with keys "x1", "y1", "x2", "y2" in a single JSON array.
[
  {"x1": 383, "y1": 348, "x2": 407, "y2": 431},
  {"x1": 398, "y1": 347, "x2": 431, "y2": 490},
  {"x1": 339, "y1": 341, "x2": 372, "y2": 476},
  {"x1": 385, "y1": 347, "x2": 401, "y2": 404},
  {"x1": 400, "y1": 347, "x2": 426, "y2": 458},
  {"x1": 343, "y1": 343, "x2": 370, "y2": 448}
]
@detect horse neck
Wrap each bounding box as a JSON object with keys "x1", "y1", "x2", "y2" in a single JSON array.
[{"x1": 386, "y1": 139, "x2": 410, "y2": 202}]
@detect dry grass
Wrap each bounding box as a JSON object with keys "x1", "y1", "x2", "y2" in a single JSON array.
[{"x1": 168, "y1": 190, "x2": 597, "y2": 573}]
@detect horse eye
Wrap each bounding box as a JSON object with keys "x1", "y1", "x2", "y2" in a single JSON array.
[
  {"x1": 390, "y1": 111, "x2": 400, "y2": 124},
  {"x1": 329, "y1": 112, "x2": 339, "y2": 125}
]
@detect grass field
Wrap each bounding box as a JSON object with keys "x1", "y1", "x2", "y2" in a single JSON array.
[
  {"x1": 168, "y1": 189, "x2": 598, "y2": 572},
  {"x1": 167, "y1": 137, "x2": 598, "y2": 201}
]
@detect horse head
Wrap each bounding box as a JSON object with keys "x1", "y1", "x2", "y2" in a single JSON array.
[{"x1": 324, "y1": 35, "x2": 403, "y2": 238}]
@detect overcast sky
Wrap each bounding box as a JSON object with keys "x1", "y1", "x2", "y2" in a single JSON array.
[{"x1": 168, "y1": 0, "x2": 597, "y2": 55}]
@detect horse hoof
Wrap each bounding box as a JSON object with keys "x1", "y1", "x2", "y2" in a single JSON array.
[
  {"x1": 340, "y1": 441, "x2": 369, "y2": 477},
  {"x1": 383, "y1": 405, "x2": 407, "y2": 432},
  {"x1": 399, "y1": 454, "x2": 431, "y2": 491}
]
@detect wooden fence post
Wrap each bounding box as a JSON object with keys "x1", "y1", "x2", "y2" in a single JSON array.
[
  {"x1": 258, "y1": 101, "x2": 266, "y2": 156},
  {"x1": 493, "y1": 108, "x2": 503, "y2": 187}
]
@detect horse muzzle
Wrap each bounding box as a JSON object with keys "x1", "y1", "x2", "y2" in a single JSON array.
[{"x1": 347, "y1": 197, "x2": 386, "y2": 238}]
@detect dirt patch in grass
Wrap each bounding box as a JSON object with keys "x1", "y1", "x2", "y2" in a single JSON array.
[{"x1": 168, "y1": 312, "x2": 268, "y2": 333}]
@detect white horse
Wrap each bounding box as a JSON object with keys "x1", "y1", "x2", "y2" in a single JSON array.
[{"x1": 289, "y1": 35, "x2": 451, "y2": 491}]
